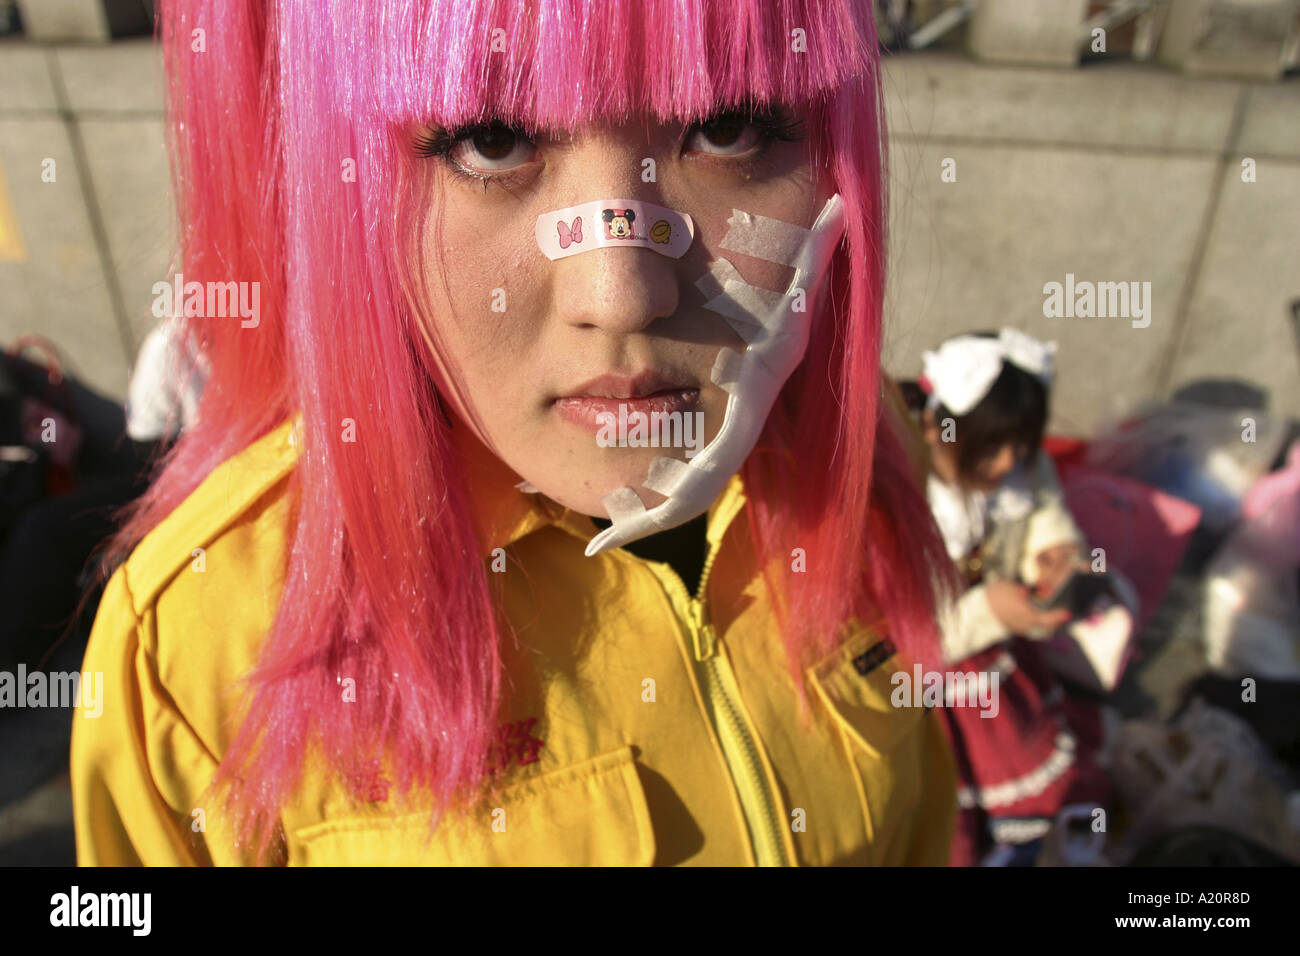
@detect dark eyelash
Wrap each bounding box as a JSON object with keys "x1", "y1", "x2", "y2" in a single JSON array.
[
  {"x1": 411, "y1": 127, "x2": 454, "y2": 160},
  {"x1": 412, "y1": 122, "x2": 535, "y2": 191},
  {"x1": 692, "y1": 104, "x2": 807, "y2": 144},
  {"x1": 411, "y1": 122, "x2": 533, "y2": 158}
]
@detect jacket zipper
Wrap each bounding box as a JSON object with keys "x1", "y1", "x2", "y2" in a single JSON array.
[{"x1": 652, "y1": 541, "x2": 792, "y2": 867}]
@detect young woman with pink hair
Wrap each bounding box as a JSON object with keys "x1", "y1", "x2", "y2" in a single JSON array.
[{"x1": 71, "y1": 0, "x2": 958, "y2": 866}]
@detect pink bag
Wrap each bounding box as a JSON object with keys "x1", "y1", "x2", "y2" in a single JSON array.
[
  {"x1": 1043, "y1": 466, "x2": 1201, "y2": 691},
  {"x1": 1204, "y1": 441, "x2": 1300, "y2": 679},
  {"x1": 1058, "y1": 468, "x2": 1202, "y2": 636}
]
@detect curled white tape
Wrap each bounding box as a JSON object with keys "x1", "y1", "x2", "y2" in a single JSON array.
[{"x1": 584, "y1": 195, "x2": 847, "y2": 556}]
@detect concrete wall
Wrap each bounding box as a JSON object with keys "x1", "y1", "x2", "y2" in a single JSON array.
[
  {"x1": 0, "y1": 39, "x2": 168, "y2": 401},
  {"x1": 882, "y1": 53, "x2": 1300, "y2": 434}
]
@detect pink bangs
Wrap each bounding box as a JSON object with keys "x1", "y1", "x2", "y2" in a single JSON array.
[{"x1": 302, "y1": 0, "x2": 874, "y2": 129}]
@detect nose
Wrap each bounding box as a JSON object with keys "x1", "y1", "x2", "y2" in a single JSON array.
[
  {"x1": 986, "y1": 444, "x2": 1017, "y2": 483},
  {"x1": 553, "y1": 238, "x2": 681, "y2": 335},
  {"x1": 545, "y1": 129, "x2": 682, "y2": 334}
]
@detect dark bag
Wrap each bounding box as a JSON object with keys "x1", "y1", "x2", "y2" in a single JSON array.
[{"x1": 0, "y1": 336, "x2": 87, "y2": 540}]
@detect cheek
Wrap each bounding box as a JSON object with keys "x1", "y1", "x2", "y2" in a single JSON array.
[
  {"x1": 415, "y1": 204, "x2": 552, "y2": 433},
  {"x1": 992, "y1": 448, "x2": 1017, "y2": 478},
  {"x1": 423, "y1": 210, "x2": 546, "y2": 358},
  {"x1": 932, "y1": 442, "x2": 963, "y2": 482}
]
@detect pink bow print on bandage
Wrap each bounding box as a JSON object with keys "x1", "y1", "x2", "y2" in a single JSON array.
[{"x1": 557, "y1": 217, "x2": 583, "y2": 250}]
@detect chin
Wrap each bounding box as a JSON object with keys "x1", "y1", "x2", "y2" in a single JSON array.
[{"x1": 536, "y1": 452, "x2": 678, "y2": 518}]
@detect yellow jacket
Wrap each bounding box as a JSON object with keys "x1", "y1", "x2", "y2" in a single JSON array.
[{"x1": 72, "y1": 417, "x2": 956, "y2": 865}]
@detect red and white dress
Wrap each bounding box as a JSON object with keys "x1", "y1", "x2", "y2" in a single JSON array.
[{"x1": 927, "y1": 456, "x2": 1112, "y2": 866}]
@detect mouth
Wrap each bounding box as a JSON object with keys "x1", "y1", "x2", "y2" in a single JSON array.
[{"x1": 553, "y1": 372, "x2": 700, "y2": 434}]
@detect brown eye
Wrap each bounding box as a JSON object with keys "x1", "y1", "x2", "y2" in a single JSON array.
[
  {"x1": 699, "y1": 116, "x2": 745, "y2": 147},
  {"x1": 471, "y1": 126, "x2": 519, "y2": 160},
  {"x1": 449, "y1": 123, "x2": 538, "y2": 172},
  {"x1": 686, "y1": 114, "x2": 763, "y2": 156}
]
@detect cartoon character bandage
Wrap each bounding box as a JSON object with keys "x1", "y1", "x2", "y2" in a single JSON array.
[
  {"x1": 531, "y1": 195, "x2": 848, "y2": 556},
  {"x1": 535, "y1": 199, "x2": 694, "y2": 260}
]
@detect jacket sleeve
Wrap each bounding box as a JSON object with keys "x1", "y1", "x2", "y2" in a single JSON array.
[
  {"x1": 903, "y1": 708, "x2": 959, "y2": 865},
  {"x1": 937, "y1": 583, "x2": 1010, "y2": 665},
  {"x1": 71, "y1": 568, "x2": 225, "y2": 866}
]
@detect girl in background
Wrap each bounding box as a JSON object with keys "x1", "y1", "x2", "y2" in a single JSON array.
[
  {"x1": 71, "y1": 0, "x2": 959, "y2": 866},
  {"x1": 903, "y1": 328, "x2": 1125, "y2": 866}
]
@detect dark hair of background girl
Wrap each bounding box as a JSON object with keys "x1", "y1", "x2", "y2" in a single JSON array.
[{"x1": 899, "y1": 330, "x2": 1049, "y2": 484}]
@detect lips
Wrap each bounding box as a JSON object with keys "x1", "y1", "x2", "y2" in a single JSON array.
[{"x1": 554, "y1": 373, "x2": 700, "y2": 434}]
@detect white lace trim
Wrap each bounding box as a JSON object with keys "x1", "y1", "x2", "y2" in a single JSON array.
[{"x1": 957, "y1": 731, "x2": 1077, "y2": 811}]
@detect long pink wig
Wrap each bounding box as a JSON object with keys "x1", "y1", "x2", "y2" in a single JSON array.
[{"x1": 105, "y1": 0, "x2": 953, "y2": 859}]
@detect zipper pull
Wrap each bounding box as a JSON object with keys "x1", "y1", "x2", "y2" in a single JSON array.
[{"x1": 690, "y1": 600, "x2": 718, "y2": 661}]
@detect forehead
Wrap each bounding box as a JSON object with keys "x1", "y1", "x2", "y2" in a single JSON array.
[{"x1": 333, "y1": 0, "x2": 874, "y2": 130}]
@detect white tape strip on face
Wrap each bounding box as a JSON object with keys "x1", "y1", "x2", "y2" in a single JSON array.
[
  {"x1": 535, "y1": 199, "x2": 695, "y2": 261},
  {"x1": 582, "y1": 194, "x2": 847, "y2": 557}
]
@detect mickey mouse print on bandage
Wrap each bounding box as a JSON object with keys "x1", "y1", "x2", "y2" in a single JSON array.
[{"x1": 535, "y1": 198, "x2": 694, "y2": 260}]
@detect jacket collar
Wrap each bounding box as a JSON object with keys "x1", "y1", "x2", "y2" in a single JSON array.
[
  {"x1": 447, "y1": 415, "x2": 747, "y2": 559},
  {"x1": 288, "y1": 411, "x2": 747, "y2": 560}
]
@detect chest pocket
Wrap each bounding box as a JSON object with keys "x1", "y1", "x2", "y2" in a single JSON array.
[
  {"x1": 807, "y1": 629, "x2": 927, "y2": 866},
  {"x1": 290, "y1": 746, "x2": 656, "y2": 866}
]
